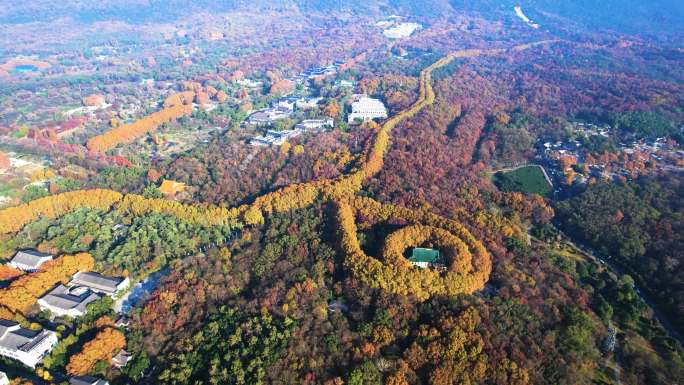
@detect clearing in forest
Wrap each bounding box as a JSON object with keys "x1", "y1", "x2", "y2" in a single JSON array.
[{"x1": 493, "y1": 165, "x2": 552, "y2": 197}]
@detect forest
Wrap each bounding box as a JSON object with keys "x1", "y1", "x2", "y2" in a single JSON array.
[
  {"x1": 556, "y1": 178, "x2": 684, "y2": 337},
  {"x1": 0, "y1": 2, "x2": 683, "y2": 384}
]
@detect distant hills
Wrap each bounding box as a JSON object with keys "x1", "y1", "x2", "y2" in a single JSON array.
[
  {"x1": 1, "y1": 0, "x2": 682, "y2": 37},
  {"x1": 450, "y1": 0, "x2": 684, "y2": 36}
]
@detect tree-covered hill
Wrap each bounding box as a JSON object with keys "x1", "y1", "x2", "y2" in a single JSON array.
[{"x1": 2, "y1": 0, "x2": 683, "y2": 37}]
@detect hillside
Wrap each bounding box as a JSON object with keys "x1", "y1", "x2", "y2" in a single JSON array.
[
  {"x1": 2, "y1": 0, "x2": 683, "y2": 37},
  {"x1": 450, "y1": 0, "x2": 684, "y2": 36},
  {"x1": 0, "y1": 1, "x2": 683, "y2": 384}
]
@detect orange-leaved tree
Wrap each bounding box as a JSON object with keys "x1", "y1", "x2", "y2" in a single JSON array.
[
  {"x1": 0, "y1": 189, "x2": 123, "y2": 235},
  {"x1": 86, "y1": 101, "x2": 192, "y2": 152},
  {"x1": 66, "y1": 326, "x2": 126, "y2": 376}
]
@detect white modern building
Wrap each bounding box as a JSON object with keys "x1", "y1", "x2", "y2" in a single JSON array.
[
  {"x1": 8, "y1": 250, "x2": 53, "y2": 272},
  {"x1": 295, "y1": 118, "x2": 334, "y2": 131},
  {"x1": 37, "y1": 285, "x2": 102, "y2": 318},
  {"x1": 383, "y1": 23, "x2": 422, "y2": 39},
  {"x1": 250, "y1": 129, "x2": 302, "y2": 146},
  {"x1": 0, "y1": 319, "x2": 58, "y2": 368},
  {"x1": 248, "y1": 106, "x2": 293, "y2": 126},
  {"x1": 348, "y1": 97, "x2": 388, "y2": 123},
  {"x1": 295, "y1": 97, "x2": 323, "y2": 110},
  {"x1": 69, "y1": 272, "x2": 129, "y2": 296},
  {"x1": 236, "y1": 78, "x2": 263, "y2": 88}
]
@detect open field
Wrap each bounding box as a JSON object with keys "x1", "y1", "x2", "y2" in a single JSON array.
[{"x1": 492, "y1": 165, "x2": 552, "y2": 197}]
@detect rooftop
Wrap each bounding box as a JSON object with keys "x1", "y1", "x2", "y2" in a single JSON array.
[
  {"x1": 39, "y1": 284, "x2": 101, "y2": 314},
  {"x1": 70, "y1": 272, "x2": 127, "y2": 295},
  {"x1": 409, "y1": 248, "x2": 442, "y2": 264},
  {"x1": 0, "y1": 319, "x2": 53, "y2": 353},
  {"x1": 10, "y1": 250, "x2": 53, "y2": 269}
]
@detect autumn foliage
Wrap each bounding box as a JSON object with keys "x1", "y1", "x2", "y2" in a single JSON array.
[
  {"x1": 86, "y1": 102, "x2": 192, "y2": 152},
  {"x1": 0, "y1": 189, "x2": 123, "y2": 235},
  {"x1": 66, "y1": 326, "x2": 126, "y2": 376},
  {"x1": 0, "y1": 151, "x2": 10, "y2": 169},
  {"x1": 269, "y1": 79, "x2": 295, "y2": 96},
  {"x1": 0, "y1": 265, "x2": 23, "y2": 281},
  {"x1": 163, "y1": 91, "x2": 195, "y2": 108},
  {"x1": 404, "y1": 307, "x2": 492, "y2": 385},
  {"x1": 336, "y1": 197, "x2": 492, "y2": 300},
  {"x1": 82, "y1": 94, "x2": 105, "y2": 107},
  {"x1": 382, "y1": 225, "x2": 472, "y2": 273},
  {"x1": 118, "y1": 194, "x2": 241, "y2": 229},
  {"x1": 0, "y1": 46, "x2": 542, "y2": 303},
  {"x1": 0, "y1": 253, "x2": 95, "y2": 313}
]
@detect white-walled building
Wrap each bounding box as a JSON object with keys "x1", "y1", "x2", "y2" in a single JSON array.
[
  {"x1": 250, "y1": 129, "x2": 302, "y2": 146},
  {"x1": 112, "y1": 349, "x2": 133, "y2": 368},
  {"x1": 295, "y1": 97, "x2": 323, "y2": 110},
  {"x1": 295, "y1": 118, "x2": 334, "y2": 131},
  {"x1": 8, "y1": 250, "x2": 53, "y2": 272},
  {"x1": 37, "y1": 285, "x2": 102, "y2": 318},
  {"x1": 0, "y1": 319, "x2": 58, "y2": 368},
  {"x1": 348, "y1": 97, "x2": 388, "y2": 123},
  {"x1": 248, "y1": 106, "x2": 293, "y2": 126},
  {"x1": 69, "y1": 272, "x2": 129, "y2": 296},
  {"x1": 383, "y1": 23, "x2": 422, "y2": 39},
  {"x1": 0, "y1": 371, "x2": 8, "y2": 385}
]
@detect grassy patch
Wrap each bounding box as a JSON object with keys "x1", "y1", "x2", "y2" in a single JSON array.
[{"x1": 493, "y1": 166, "x2": 552, "y2": 197}]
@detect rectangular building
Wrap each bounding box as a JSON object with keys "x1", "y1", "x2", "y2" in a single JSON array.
[
  {"x1": 69, "y1": 272, "x2": 129, "y2": 296},
  {"x1": 37, "y1": 285, "x2": 101, "y2": 318},
  {"x1": 408, "y1": 248, "x2": 445, "y2": 270},
  {"x1": 8, "y1": 250, "x2": 53, "y2": 272},
  {"x1": 295, "y1": 118, "x2": 334, "y2": 131},
  {"x1": 348, "y1": 97, "x2": 387, "y2": 123},
  {"x1": 0, "y1": 319, "x2": 58, "y2": 368}
]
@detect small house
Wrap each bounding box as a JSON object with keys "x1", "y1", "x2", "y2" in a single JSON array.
[
  {"x1": 408, "y1": 248, "x2": 445, "y2": 270},
  {"x1": 8, "y1": 250, "x2": 53, "y2": 272},
  {"x1": 112, "y1": 349, "x2": 133, "y2": 368},
  {"x1": 69, "y1": 272, "x2": 129, "y2": 296}
]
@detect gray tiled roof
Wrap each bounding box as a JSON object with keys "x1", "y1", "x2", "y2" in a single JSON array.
[
  {"x1": 0, "y1": 319, "x2": 46, "y2": 352},
  {"x1": 0, "y1": 320, "x2": 18, "y2": 341},
  {"x1": 10, "y1": 250, "x2": 52, "y2": 268},
  {"x1": 70, "y1": 272, "x2": 124, "y2": 294},
  {"x1": 39, "y1": 285, "x2": 101, "y2": 313},
  {"x1": 0, "y1": 319, "x2": 17, "y2": 328}
]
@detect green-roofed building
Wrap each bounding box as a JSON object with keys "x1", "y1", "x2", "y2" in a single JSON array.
[{"x1": 408, "y1": 248, "x2": 445, "y2": 269}]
